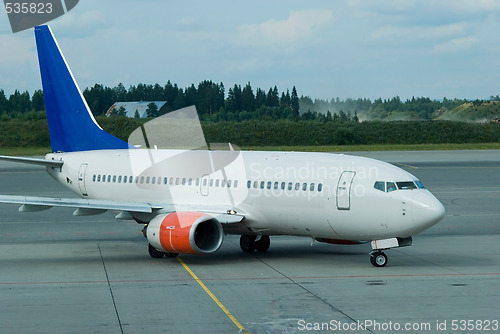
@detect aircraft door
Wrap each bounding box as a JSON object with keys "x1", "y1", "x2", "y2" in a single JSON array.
[
  {"x1": 78, "y1": 163, "x2": 88, "y2": 196},
  {"x1": 336, "y1": 171, "x2": 355, "y2": 210},
  {"x1": 200, "y1": 174, "x2": 210, "y2": 196}
]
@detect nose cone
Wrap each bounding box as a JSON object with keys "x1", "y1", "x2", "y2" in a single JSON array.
[{"x1": 412, "y1": 191, "x2": 446, "y2": 233}]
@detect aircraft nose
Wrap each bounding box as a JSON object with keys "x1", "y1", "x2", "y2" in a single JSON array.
[{"x1": 412, "y1": 191, "x2": 445, "y2": 231}]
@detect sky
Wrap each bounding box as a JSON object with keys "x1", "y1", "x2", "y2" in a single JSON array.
[{"x1": 1, "y1": 0, "x2": 500, "y2": 101}]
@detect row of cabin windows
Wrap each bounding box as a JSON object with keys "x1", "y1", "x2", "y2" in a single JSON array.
[
  {"x1": 246, "y1": 180, "x2": 323, "y2": 192},
  {"x1": 91, "y1": 174, "x2": 323, "y2": 192},
  {"x1": 92, "y1": 174, "x2": 239, "y2": 188}
]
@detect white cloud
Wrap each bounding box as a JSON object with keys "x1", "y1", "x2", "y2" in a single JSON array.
[
  {"x1": 237, "y1": 9, "x2": 333, "y2": 48},
  {"x1": 431, "y1": 36, "x2": 480, "y2": 54},
  {"x1": 370, "y1": 23, "x2": 467, "y2": 41},
  {"x1": 178, "y1": 16, "x2": 195, "y2": 26}
]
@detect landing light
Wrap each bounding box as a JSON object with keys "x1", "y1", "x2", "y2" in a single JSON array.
[{"x1": 227, "y1": 209, "x2": 237, "y2": 215}]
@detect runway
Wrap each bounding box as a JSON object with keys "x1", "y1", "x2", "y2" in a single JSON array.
[{"x1": 0, "y1": 150, "x2": 499, "y2": 334}]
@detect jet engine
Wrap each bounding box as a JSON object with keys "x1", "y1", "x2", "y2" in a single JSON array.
[{"x1": 147, "y1": 212, "x2": 224, "y2": 255}]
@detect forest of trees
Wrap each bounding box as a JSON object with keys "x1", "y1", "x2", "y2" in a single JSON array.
[{"x1": 2, "y1": 81, "x2": 500, "y2": 122}]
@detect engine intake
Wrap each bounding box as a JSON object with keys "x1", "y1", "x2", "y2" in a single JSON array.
[{"x1": 147, "y1": 212, "x2": 223, "y2": 254}]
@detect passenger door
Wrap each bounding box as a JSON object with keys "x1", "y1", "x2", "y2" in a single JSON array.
[{"x1": 336, "y1": 171, "x2": 355, "y2": 210}]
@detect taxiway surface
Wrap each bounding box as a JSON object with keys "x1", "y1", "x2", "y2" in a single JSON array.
[{"x1": 0, "y1": 150, "x2": 499, "y2": 334}]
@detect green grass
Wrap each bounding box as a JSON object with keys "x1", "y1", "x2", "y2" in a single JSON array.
[
  {"x1": 0, "y1": 147, "x2": 52, "y2": 156},
  {"x1": 1, "y1": 143, "x2": 499, "y2": 156},
  {"x1": 239, "y1": 143, "x2": 500, "y2": 152}
]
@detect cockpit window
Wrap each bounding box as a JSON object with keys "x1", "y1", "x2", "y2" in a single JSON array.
[
  {"x1": 374, "y1": 181, "x2": 385, "y2": 192},
  {"x1": 396, "y1": 181, "x2": 417, "y2": 190},
  {"x1": 375, "y1": 180, "x2": 424, "y2": 192},
  {"x1": 386, "y1": 182, "x2": 397, "y2": 192}
]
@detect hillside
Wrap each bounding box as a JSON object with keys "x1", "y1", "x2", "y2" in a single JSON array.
[{"x1": 435, "y1": 101, "x2": 500, "y2": 122}]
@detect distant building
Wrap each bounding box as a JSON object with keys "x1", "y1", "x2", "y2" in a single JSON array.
[{"x1": 105, "y1": 101, "x2": 170, "y2": 118}]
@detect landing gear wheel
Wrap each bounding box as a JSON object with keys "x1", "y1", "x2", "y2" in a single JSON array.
[
  {"x1": 148, "y1": 243, "x2": 164, "y2": 258},
  {"x1": 255, "y1": 236, "x2": 270, "y2": 252},
  {"x1": 164, "y1": 252, "x2": 179, "y2": 258},
  {"x1": 240, "y1": 235, "x2": 257, "y2": 252},
  {"x1": 370, "y1": 251, "x2": 388, "y2": 267}
]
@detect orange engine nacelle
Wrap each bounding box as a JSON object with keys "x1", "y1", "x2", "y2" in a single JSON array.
[{"x1": 147, "y1": 212, "x2": 224, "y2": 254}]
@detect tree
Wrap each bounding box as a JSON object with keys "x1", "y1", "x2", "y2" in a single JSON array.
[
  {"x1": 266, "y1": 86, "x2": 279, "y2": 107},
  {"x1": 280, "y1": 89, "x2": 290, "y2": 107},
  {"x1": 255, "y1": 88, "x2": 267, "y2": 109},
  {"x1": 31, "y1": 89, "x2": 45, "y2": 111},
  {"x1": 0, "y1": 89, "x2": 8, "y2": 114},
  {"x1": 83, "y1": 83, "x2": 114, "y2": 115},
  {"x1": 112, "y1": 83, "x2": 127, "y2": 102},
  {"x1": 109, "y1": 106, "x2": 127, "y2": 116},
  {"x1": 290, "y1": 86, "x2": 299, "y2": 118},
  {"x1": 226, "y1": 84, "x2": 242, "y2": 113},
  {"x1": 172, "y1": 88, "x2": 186, "y2": 110},
  {"x1": 8, "y1": 90, "x2": 31, "y2": 115},
  {"x1": 241, "y1": 82, "x2": 255, "y2": 112},
  {"x1": 146, "y1": 102, "x2": 159, "y2": 118},
  {"x1": 134, "y1": 110, "x2": 140, "y2": 118},
  {"x1": 353, "y1": 110, "x2": 359, "y2": 122}
]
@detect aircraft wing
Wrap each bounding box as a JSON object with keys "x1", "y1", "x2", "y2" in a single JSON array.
[
  {"x1": 0, "y1": 194, "x2": 245, "y2": 223},
  {"x1": 0, "y1": 194, "x2": 162, "y2": 214}
]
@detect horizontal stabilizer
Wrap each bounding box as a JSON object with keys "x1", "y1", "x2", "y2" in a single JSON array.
[{"x1": 0, "y1": 155, "x2": 63, "y2": 168}]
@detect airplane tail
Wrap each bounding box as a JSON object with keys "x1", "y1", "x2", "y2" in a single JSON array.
[{"x1": 34, "y1": 25, "x2": 132, "y2": 152}]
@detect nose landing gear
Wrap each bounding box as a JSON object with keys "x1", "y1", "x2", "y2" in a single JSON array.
[
  {"x1": 369, "y1": 237, "x2": 412, "y2": 267},
  {"x1": 370, "y1": 251, "x2": 388, "y2": 267}
]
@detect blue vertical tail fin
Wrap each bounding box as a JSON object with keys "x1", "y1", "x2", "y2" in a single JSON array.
[{"x1": 35, "y1": 25, "x2": 132, "y2": 152}]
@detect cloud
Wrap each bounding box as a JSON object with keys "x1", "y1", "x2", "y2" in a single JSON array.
[
  {"x1": 237, "y1": 9, "x2": 333, "y2": 48},
  {"x1": 370, "y1": 23, "x2": 467, "y2": 41},
  {"x1": 0, "y1": 35, "x2": 33, "y2": 65},
  {"x1": 431, "y1": 36, "x2": 480, "y2": 54}
]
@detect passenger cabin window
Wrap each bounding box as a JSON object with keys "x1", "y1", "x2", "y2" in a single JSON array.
[{"x1": 234, "y1": 180, "x2": 238, "y2": 188}]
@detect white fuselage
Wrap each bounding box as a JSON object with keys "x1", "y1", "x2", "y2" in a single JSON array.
[{"x1": 45, "y1": 149, "x2": 444, "y2": 242}]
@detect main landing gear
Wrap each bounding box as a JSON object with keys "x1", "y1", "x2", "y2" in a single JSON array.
[
  {"x1": 148, "y1": 243, "x2": 178, "y2": 259},
  {"x1": 240, "y1": 235, "x2": 270, "y2": 253}
]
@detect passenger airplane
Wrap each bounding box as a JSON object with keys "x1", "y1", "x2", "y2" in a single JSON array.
[{"x1": 0, "y1": 25, "x2": 445, "y2": 267}]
